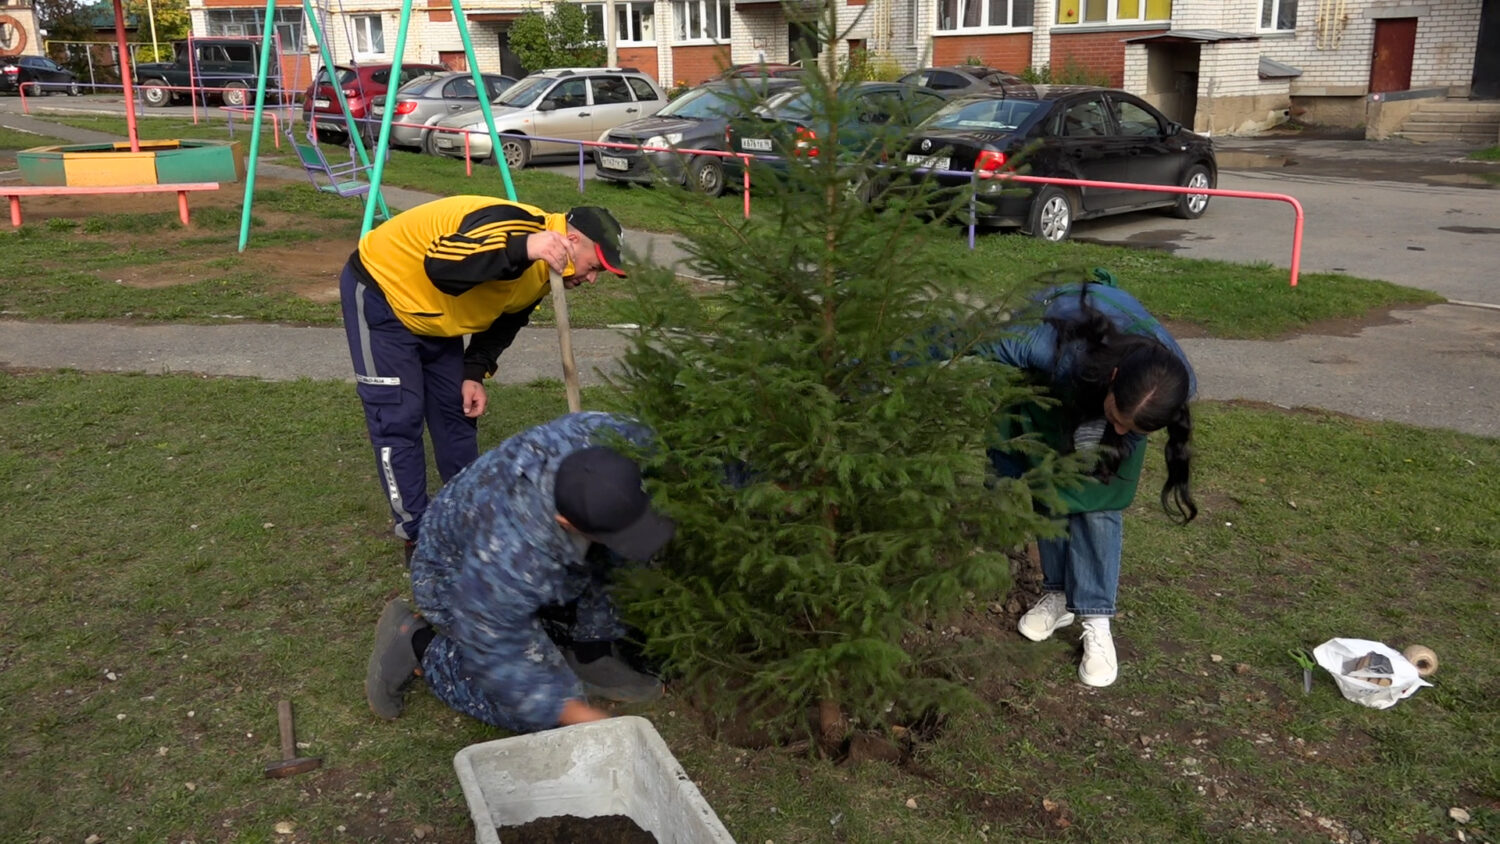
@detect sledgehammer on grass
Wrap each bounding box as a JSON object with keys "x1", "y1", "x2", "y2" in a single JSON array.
[{"x1": 263, "y1": 700, "x2": 322, "y2": 778}]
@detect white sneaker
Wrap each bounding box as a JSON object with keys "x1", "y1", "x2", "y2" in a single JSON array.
[
  {"x1": 1017, "y1": 592, "x2": 1075, "y2": 642},
  {"x1": 1079, "y1": 619, "x2": 1118, "y2": 687}
]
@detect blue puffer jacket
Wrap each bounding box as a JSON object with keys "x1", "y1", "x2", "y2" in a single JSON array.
[{"x1": 410, "y1": 411, "x2": 651, "y2": 731}]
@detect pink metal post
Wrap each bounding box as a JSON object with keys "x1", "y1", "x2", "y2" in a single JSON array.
[
  {"x1": 8, "y1": 196, "x2": 20, "y2": 227},
  {"x1": 742, "y1": 155, "x2": 751, "y2": 219},
  {"x1": 111, "y1": 0, "x2": 140, "y2": 152},
  {"x1": 177, "y1": 190, "x2": 191, "y2": 225},
  {"x1": 17, "y1": 78, "x2": 26, "y2": 114},
  {"x1": 995, "y1": 174, "x2": 1306, "y2": 287},
  {"x1": 465, "y1": 132, "x2": 472, "y2": 177}
]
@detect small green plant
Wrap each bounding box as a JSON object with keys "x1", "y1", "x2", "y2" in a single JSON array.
[
  {"x1": 1020, "y1": 59, "x2": 1112, "y2": 87},
  {"x1": 838, "y1": 50, "x2": 906, "y2": 82},
  {"x1": 44, "y1": 218, "x2": 75, "y2": 233},
  {"x1": 1468, "y1": 145, "x2": 1500, "y2": 162}
]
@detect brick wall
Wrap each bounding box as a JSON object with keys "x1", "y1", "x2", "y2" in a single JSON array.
[
  {"x1": 673, "y1": 43, "x2": 732, "y2": 84},
  {"x1": 1199, "y1": 40, "x2": 1266, "y2": 97},
  {"x1": 932, "y1": 32, "x2": 1031, "y2": 70},
  {"x1": 617, "y1": 46, "x2": 659, "y2": 79},
  {"x1": 731, "y1": 6, "x2": 788, "y2": 65},
  {"x1": 1048, "y1": 28, "x2": 1162, "y2": 86},
  {"x1": 1257, "y1": 1, "x2": 1479, "y2": 94}
]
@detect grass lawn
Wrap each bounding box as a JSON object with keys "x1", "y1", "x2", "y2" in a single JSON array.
[
  {"x1": 0, "y1": 373, "x2": 1494, "y2": 842},
  {"x1": 1468, "y1": 145, "x2": 1500, "y2": 162}
]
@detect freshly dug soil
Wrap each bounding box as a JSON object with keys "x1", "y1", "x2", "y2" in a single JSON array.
[{"x1": 499, "y1": 814, "x2": 657, "y2": 843}]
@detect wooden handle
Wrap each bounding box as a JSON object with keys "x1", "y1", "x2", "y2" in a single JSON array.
[
  {"x1": 549, "y1": 271, "x2": 582, "y2": 413},
  {"x1": 277, "y1": 700, "x2": 296, "y2": 762}
]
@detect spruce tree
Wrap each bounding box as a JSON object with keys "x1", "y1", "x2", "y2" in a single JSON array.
[{"x1": 609, "y1": 5, "x2": 1071, "y2": 742}]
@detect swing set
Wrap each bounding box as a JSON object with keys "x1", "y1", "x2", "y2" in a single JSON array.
[{"x1": 235, "y1": 0, "x2": 518, "y2": 248}]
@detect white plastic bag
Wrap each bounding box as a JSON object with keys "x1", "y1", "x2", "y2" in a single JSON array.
[{"x1": 1312, "y1": 637, "x2": 1431, "y2": 710}]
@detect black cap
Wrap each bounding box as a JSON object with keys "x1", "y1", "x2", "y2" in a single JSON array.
[
  {"x1": 566, "y1": 206, "x2": 627, "y2": 277},
  {"x1": 554, "y1": 446, "x2": 674, "y2": 561}
]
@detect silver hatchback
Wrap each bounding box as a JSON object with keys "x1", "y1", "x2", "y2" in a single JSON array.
[
  {"x1": 429, "y1": 68, "x2": 666, "y2": 169},
  {"x1": 369, "y1": 72, "x2": 517, "y2": 150}
]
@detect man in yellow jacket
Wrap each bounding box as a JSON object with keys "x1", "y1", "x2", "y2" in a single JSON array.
[{"x1": 337, "y1": 196, "x2": 628, "y2": 561}]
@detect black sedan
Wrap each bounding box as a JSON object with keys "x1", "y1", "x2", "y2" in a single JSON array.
[
  {"x1": 595, "y1": 78, "x2": 799, "y2": 196},
  {"x1": 900, "y1": 86, "x2": 1216, "y2": 241},
  {"x1": 0, "y1": 55, "x2": 82, "y2": 96},
  {"x1": 898, "y1": 65, "x2": 1026, "y2": 97}
]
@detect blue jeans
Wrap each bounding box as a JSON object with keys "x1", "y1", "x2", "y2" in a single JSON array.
[{"x1": 1038, "y1": 509, "x2": 1123, "y2": 617}]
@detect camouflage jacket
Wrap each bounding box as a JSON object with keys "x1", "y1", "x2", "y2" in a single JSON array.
[{"x1": 410, "y1": 411, "x2": 650, "y2": 731}]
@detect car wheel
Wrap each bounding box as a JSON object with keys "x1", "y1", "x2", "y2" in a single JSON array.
[
  {"x1": 1027, "y1": 186, "x2": 1075, "y2": 242},
  {"x1": 422, "y1": 130, "x2": 442, "y2": 157},
  {"x1": 500, "y1": 136, "x2": 530, "y2": 170},
  {"x1": 1171, "y1": 164, "x2": 1212, "y2": 219},
  {"x1": 67, "y1": 79, "x2": 81, "y2": 96},
  {"x1": 22, "y1": 80, "x2": 41, "y2": 97},
  {"x1": 687, "y1": 155, "x2": 724, "y2": 196},
  {"x1": 141, "y1": 78, "x2": 170, "y2": 107},
  {"x1": 221, "y1": 82, "x2": 249, "y2": 108}
]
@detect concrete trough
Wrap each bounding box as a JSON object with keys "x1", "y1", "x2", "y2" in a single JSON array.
[{"x1": 453, "y1": 716, "x2": 735, "y2": 844}]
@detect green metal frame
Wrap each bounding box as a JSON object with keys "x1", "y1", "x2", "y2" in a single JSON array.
[{"x1": 237, "y1": 0, "x2": 517, "y2": 250}]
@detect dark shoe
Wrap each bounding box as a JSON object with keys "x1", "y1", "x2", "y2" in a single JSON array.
[
  {"x1": 366, "y1": 599, "x2": 428, "y2": 719},
  {"x1": 563, "y1": 648, "x2": 663, "y2": 704}
]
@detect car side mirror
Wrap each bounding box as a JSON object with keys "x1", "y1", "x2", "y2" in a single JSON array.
[
  {"x1": 537, "y1": 100, "x2": 557, "y2": 112},
  {"x1": 1165, "y1": 121, "x2": 1182, "y2": 136}
]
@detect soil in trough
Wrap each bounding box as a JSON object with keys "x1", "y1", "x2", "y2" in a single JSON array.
[{"x1": 499, "y1": 813, "x2": 657, "y2": 843}]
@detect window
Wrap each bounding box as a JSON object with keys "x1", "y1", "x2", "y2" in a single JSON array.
[
  {"x1": 1055, "y1": 0, "x2": 1170, "y2": 25},
  {"x1": 938, "y1": 0, "x2": 1034, "y2": 31},
  {"x1": 590, "y1": 75, "x2": 632, "y2": 104},
  {"x1": 1111, "y1": 97, "x2": 1161, "y2": 136},
  {"x1": 674, "y1": 0, "x2": 731, "y2": 41},
  {"x1": 1061, "y1": 98, "x2": 1109, "y2": 136},
  {"x1": 445, "y1": 77, "x2": 477, "y2": 98},
  {"x1": 204, "y1": 8, "x2": 305, "y2": 52},
  {"x1": 351, "y1": 15, "x2": 385, "y2": 55},
  {"x1": 1260, "y1": 0, "x2": 1296, "y2": 31},
  {"x1": 616, "y1": 2, "x2": 655, "y2": 43},
  {"x1": 544, "y1": 78, "x2": 588, "y2": 109},
  {"x1": 625, "y1": 76, "x2": 660, "y2": 101},
  {"x1": 581, "y1": 4, "x2": 606, "y2": 42}
]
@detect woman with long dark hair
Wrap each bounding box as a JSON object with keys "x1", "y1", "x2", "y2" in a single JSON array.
[{"x1": 978, "y1": 279, "x2": 1197, "y2": 687}]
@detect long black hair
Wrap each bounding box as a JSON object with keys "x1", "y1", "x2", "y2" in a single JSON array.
[{"x1": 1047, "y1": 285, "x2": 1198, "y2": 524}]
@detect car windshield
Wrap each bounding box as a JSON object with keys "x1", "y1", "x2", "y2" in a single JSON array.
[
  {"x1": 495, "y1": 75, "x2": 553, "y2": 107},
  {"x1": 756, "y1": 89, "x2": 814, "y2": 119},
  {"x1": 922, "y1": 98, "x2": 1043, "y2": 132},
  {"x1": 400, "y1": 73, "x2": 443, "y2": 93},
  {"x1": 315, "y1": 68, "x2": 359, "y2": 86},
  {"x1": 659, "y1": 87, "x2": 740, "y2": 119}
]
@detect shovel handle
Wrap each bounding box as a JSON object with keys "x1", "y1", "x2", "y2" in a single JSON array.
[{"x1": 277, "y1": 700, "x2": 296, "y2": 761}]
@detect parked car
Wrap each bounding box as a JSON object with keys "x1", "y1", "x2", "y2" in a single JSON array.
[
  {"x1": 134, "y1": 39, "x2": 274, "y2": 107},
  {"x1": 594, "y1": 78, "x2": 800, "y2": 196},
  {"x1": 368, "y1": 71, "x2": 517, "y2": 150},
  {"x1": 898, "y1": 65, "x2": 1026, "y2": 97},
  {"x1": 1, "y1": 55, "x2": 82, "y2": 96},
  {"x1": 706, "y1": 62, "x2": 806, "y2": 84},
  {"x1": 429, "y1": 67, "x2": 667, "y2": 169},
  {"x1": 724, "y1": 81, "x2": 947, "y2": 189},
  {"x1": 899, "y1": 86, "x2": 1217, "y2": 241},
  {"x1": 302, "y1": 62, "x2": 445, "y2": 142}
]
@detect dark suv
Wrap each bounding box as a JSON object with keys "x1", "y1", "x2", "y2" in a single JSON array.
[
  {"x1": 134, "y1": 39, "x2": 275, "y2": 107},
  {"x1": 302, "y1": 62, "x2": 445, "y2": 141}
]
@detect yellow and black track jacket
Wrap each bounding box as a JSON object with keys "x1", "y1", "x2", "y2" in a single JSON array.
[{"x1": 349, "y1": 196, "x2": 565, "y2": 382}]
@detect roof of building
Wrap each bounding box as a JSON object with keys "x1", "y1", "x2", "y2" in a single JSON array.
[
  {"x1": 1123, "y1": 29, "x2": 1259, "y2": 45},
  {"x1": 1258, "y1": 56, "x2": 1303, "y2": 78}
]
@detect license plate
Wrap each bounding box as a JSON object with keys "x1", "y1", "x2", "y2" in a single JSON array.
[
  {"x1": 740, "y1": 137, "x2": 772, "y2": 152},
  {"x1": 599, "y1": 155, "x2": 629, "y2": 171},
  {"x1": 905, "y1": 154, "x2": 951, "y2": 171},
  {"x1": 373, "y1": 106, "x2": 384, "y2": 115},
  {"x1": 314, "y1": 98, "x2": 330, "y2": 108}
]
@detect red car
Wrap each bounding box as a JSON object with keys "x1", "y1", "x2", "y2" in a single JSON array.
[{"x1": 302, "y1": 62, "x2": 444, "y2": 141}]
